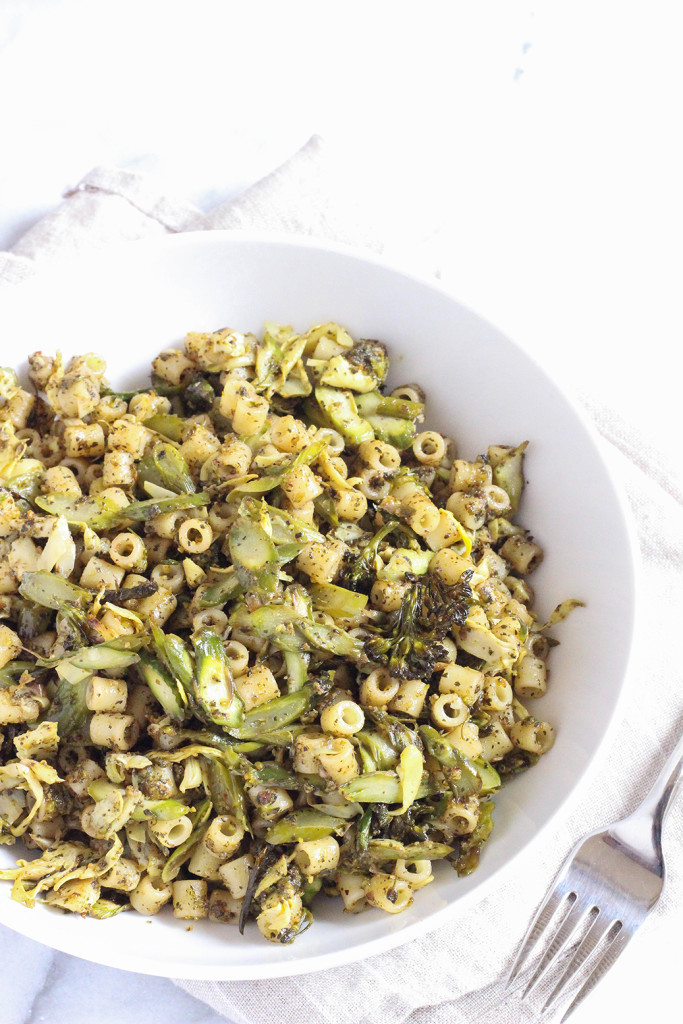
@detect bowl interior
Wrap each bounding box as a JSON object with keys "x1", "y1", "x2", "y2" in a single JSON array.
[{"x1": 0, "y1": 233, "x2": 636, "y2": 978}]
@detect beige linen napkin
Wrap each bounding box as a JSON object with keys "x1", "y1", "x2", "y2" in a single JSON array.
[{"x1": 1, "y1": 136, "x2": 681, "y2": 1023}]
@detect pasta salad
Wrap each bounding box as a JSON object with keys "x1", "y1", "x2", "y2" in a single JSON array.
[{"x1": 0, "y1": 323, "x2": 575, "y2": 942}]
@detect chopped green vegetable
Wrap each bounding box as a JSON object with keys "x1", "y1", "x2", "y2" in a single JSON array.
[
  {"x1": 19, "y1": 571, "x2": 91, "y2": 611},
  {"x1": 307, "y1": 386, "x2": 374, "y2": 445},
  {"x1": 114, "y1": 492, "x2": 210, "y2": 523},
  {"x1": 137, "y1": 442, "x2": 195, "y2": 495},
  {"x1": 191, "y1": 628, "x2": 244, "y2": 729},
  {"x1": 265, "y1": 808, "x2": 346, "y2": 845},
  {"x1": 364, "y1": 571, "x2": 472, "y2": 680},
  {"x1": 137, "y1": 652, "x2": 186, "y2": 719}
]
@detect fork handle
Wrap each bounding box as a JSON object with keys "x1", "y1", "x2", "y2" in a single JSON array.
[{"x1": 627, "y1": 730, "x2": 683, "y2": 832}]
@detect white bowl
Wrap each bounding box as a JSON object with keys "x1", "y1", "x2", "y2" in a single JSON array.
[{"x1": 0, "y1": 232, "x2": 636, "y2": 979}]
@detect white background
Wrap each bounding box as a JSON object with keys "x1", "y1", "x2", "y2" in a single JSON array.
[{"x1": 0, "y1": 2, "x2": 681, "y2": 1022}]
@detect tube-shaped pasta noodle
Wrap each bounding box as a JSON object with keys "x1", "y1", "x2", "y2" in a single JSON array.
[
  {"x1": 204, "y1": 815, "x2": 245, "y2": 859},
  {"x1": 441, "y1": 794, "x2": 480, "y2": 834},
  {"x1": 369, "y1": 579, "x2": 406, "y2": 613},
  {"x1": 295, "y1": 538, "x2": 346, "y2": 584},
  {"x1": 357, "y1": 467, "x2": 391, "y2": 502},
  {"x1": 446, "y1": 490, "x2": 487, "y2": 531},
  {"x1": 412, "y1": 431, "x2": 446, "y2": 466},
  {"x1": 85, "y1": 676, "x2": 128, "y2": 713},
  {"x1": 500, "y1": 534, "x2": 544, "y2": 575},
  {"x1": 449, "y1": 459, "x2": 491, "y2": 491},
  {"x1": 444, "y1": 721, "x2": 483, "y2": 758},
  {"x1": 219, "y1": 853, "x2": 254, "y2": 899},
  {"x1": 256, "y1": 889, "x2": 302, "y2": 941},
  {"x1": 271, "y1": 415, "x2": 309, "y2": 453},
  {"x1": 209, "y1": 889, "x2": 242, "y2": 924},
  {"x1": 294, "y1": 836, "x2": 340, "y2": 875},
  {"x1": 247, "y1": 785, "x2": 294, "y2": 821},
  {"x1": 130, "y1": 874, "x2": 173, "y2": 916},
  {"x1": 178, "y1": 518, "x2": 213, "y2": 554},
  {"x1": 151, "y1": 562, "x2": 186, "y2": 594},
  {"x1": 149, "y1": 816, "x2": 193, "y2": 848},
  {"x1": 108, "y1": 531, "x2": 147, "y2": 570},
  {"x1": 224, "y1": 640, "x2": 250, "y2": 677},
  {"x1": 234, "y1": 663, "x2": 279, "y2": 711},
  {"x1": 336, "y1": 872, "x2": 368, "y2": 913},
  {"x1": 394, "y1": 859, "x2": 433, "y2": 889},
  {"x1": 358, "y1": 439, "x2": 401, "y2": 473},
  {"x1": 172, "y1": 879, "x2": 209, "y2": 920},
  {"x1": 0, "y1": 626, "x2": 22, "y2": 670},
  {"x1": 188, "y1": 838, "x2": 223, "y2": 880},
  {"x1": 365, "y1": 874, "x2": 413, "y2": 914},
  {"x1": 281, "y1": 465, "x2": 323, "y2": 506},
  {"x1": 89, "y1": 713, "x2": 139, "y2": 751},
  {"x1": 99, "y1": 857, "x2": 141, "y2": 892},
  {"x1": 479, "y1": 720, "x2": 514, "y2": 762},
  {"x1": 429, "y1": 547, "x2": 473, "y2": 585},
  {"x1": 514, "y1": 655, "x2": 548, "y2": 699},
  {"x1": 332, "y1": 487, "x2": 367, "y2": 522},
  {"x1": 42, "y1": 465, "x2": 82, "y2": 497},
  {"x1": 80, "y1": 556, "x2": 125, "y2": 590},
  {"x1": 430, "y1": 692, "x2": 469, "y2": 729},
  {"x1": 510, "y1": 717, "x2": 556, "y2": 755},
  {"x1": 64, "y1": 421, "x2": 106, "y2": 459},
  {"x1": 192, "y1": 608, "x2": 228, "y2": 635},
  {"x1": 102, "y1": 449, "x2": 136, "y2": 488},
  {"x1": 481, "y1": 676, "x2": 513, "y2": 712},
  {"x1": 439, "y1": 663, "x2": 484, "y2": 705},
  {"x1": 320, "y1": 700, "x2": 365, "y2": 736},
  {"x1": 389, "y1": 680, "x2": 429, "y2": 718},
  {"x1": 316, "y1": 738, "x2": 360, "y2": 784}
]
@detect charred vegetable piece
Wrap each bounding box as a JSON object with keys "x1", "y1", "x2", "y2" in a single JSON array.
[
  {"x1": 265, "y1": 808, "x2": 346, "y2": 845},
  {"x1": 364, "y1": 571, "x2": 472, "y2": 680},
  {"x1": 355, "y1": 390, "x2": 424, "y2": 421},
  {"x1": 310, "y1": 583, "x2": 368, "y2": 619},
  {"x1": 113, "y1": 492, "x2": 210, "y2": 523},
  {"x1": 452, "y1": 799, "x2": 494, "y2": 876},
  {"x1": 191, "y1": 628, "x2": 244, "y2": 729},
  {"x1": 229, "y1": 685, "x2": 315, "y2": 741},
  {"x1": 137, "y1": 652, "x2": 186, "y2": 720},
  {"x1": 366, "y1": 838, "x2": 453, "y2": 862},
  {"x1": 307, "y1": 386, "x2": 374, "y2": 445},
  {"x1": 34, "y1": 492, "x2": 124, "y2": 528},
  {"x1": 137, "y1": 442, "x2": 195, "y2": 495},
  {"x1": 420, "y1": 725, "x2": 482, "y2": 799},
  {"x1": 142, "y1": 413, "x2": 186, "y2": 441},
  {"x1": 19, "y1": 571, "x2": 92, "y2": 611},
  {"x1": 205, "y1": 758, "x2": 250, "y2": 833},
  {"x1": 489, "y1": 441, "x2": 528, "y2": 513},
  {"x1": 151, "y1": 627, "x2": 194, "y2": 690},
  {"x1": 339, "y1": 771, "x2": 441, "y2": 804}
]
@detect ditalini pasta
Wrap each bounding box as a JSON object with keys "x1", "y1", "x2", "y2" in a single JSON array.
[{"x1": 0, "y1": 323, "x2": 581, "y2": 943}]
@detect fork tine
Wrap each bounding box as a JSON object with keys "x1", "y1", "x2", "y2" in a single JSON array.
[
  {"x1": 541, "y1": 910, "x2": 610, "y2": 1014},
  {"x1": 558, "y1": 925, "x2": 630, "y2": 1023},
  {"x1": 505, "y1": 886, "x2": 570, "y2": 991},
  {"x1": 505, "y1": 887, "x2": 567, "y2": 990},
  {"x1": 521, "y1": 895, "x2": 592, "y2": 1000}
]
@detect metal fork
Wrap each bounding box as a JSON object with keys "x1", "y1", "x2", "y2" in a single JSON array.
[{"x1": 505, "y1": 730, "x2": 683, "y2": 1020}]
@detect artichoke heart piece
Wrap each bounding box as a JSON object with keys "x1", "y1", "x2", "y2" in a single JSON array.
[{"x1": 319, "y1": 340, "x2": 388, "y2": 393}]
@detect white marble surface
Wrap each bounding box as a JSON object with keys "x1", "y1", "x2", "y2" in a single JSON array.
[{"x1": 1, "y1": 2, "x2": 681, "y2": 1022}]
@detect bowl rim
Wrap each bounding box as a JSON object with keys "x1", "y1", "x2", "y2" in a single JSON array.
[{"x1": 0, "y1": 228, "x2": 640, "y2": 979}]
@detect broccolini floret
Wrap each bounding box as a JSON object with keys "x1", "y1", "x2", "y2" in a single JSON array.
[{"x1": 364, "y1": 570, "x2": 473, "y2": 681}]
